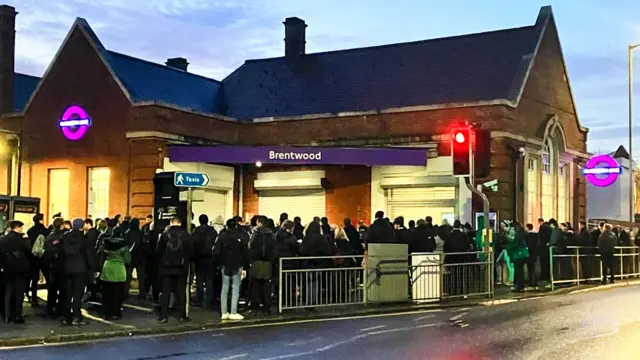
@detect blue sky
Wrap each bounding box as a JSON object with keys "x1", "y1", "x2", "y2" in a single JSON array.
[{"x1": 9, "y1": 0, "x2": 640, "y2": 154}]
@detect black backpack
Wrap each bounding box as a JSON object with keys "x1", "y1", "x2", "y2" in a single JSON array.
[
  {"x1": 5, "y1": 247, "x2": 29, "y2": 273},
  {"x1": 198, "y1": 228, "x2": 217, "y2": 258},
  {"x1": 164, "y1": 231, "x2": 185, "y2": 267}
]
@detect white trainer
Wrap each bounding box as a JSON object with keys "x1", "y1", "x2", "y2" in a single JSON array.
[
  {"x1": 221, "y1": 313, "x2": 230, "y2": 320},
  {"x1": 228, "y1": 313, "x2": 244, "y2": 320}
]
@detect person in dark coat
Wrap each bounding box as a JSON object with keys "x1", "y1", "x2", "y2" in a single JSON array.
[
  {"x1": 191, "y1": 215, "x2": 217, "y2": 311},
  {"x1": 393, "y1": 216, "x2": 410, "y2": 246},
  {"x1": 524, "y1": 224, "x2": 538, "y2": 288},
  {"x1": 125, "y1": 218, "x2": 147, "y2": 301},
  {"x1": 26, "y1": 213, "x2": 47, "y2": 307},
  {"x1": 0, "y1": 220, "x2": 30, "y2": 323},
  {"x1": 84, "y1": 218, "x2": 100, "y2": 301},
  {"x1": 292, "y1": 216, "x2": 304, "y2": 240},
  {"x1": 214, "y1": 219, "x2": 249, "y2": 320},
  {"x1": 343, "y1": 217, "x2": 363, "y2": 257},
  {"x1": 60, "y1": 218, "x2": 96, "y2": 325},
  {"x1": 410, "y1": 219, "x2": 436, "y2": 253},
  {"x1": 248, "y1": 216, "x2": 277, "y2": 315},
  {"x1": 364, "y1": 211, "x2": 396, "y2": 246},
  {"x1": 408, "y1": 220, "x2": 416, "y2": 232},
  {"x1": 320, "y1": 217, "x2": 332, "y2": 240},
  {"x1": 156, "y1": 217, "x2": 193, "y2": 323},
  {"x1": 300, "y1": 221, "x2": 333, "y2": 306},
  {"x1": 598, "y1": 223, "x2": 617, "y2": 284},
  {"x1": 537, "y1": 218, "x2": 552, "y2": 283},
  {"x1": 41, "y1": 217, "x2": 66, "y2": 318}
]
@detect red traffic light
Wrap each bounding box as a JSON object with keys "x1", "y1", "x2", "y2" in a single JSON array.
[{"x1": 453, "y1": 131, "x2": 467, "y2": 144}]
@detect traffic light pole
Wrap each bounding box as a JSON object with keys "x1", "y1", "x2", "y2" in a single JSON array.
[{"x1": 464, "y1": 177, "x2": 493, "y2": 253}]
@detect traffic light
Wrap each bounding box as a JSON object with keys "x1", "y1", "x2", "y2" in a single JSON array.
[{"x1": 451, "y1": 128, "x2": 472, "y2": 177}]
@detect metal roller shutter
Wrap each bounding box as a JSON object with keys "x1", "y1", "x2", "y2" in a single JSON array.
[
  {"x1": 385, "y1": 187, "x2": 456, "y2": 224},
  {"x1": 192, "y1": 189, "x2": 227, "y2": 225},
  {"x1": 259, "y1": 189, "x2": 325, "y2": 226}
]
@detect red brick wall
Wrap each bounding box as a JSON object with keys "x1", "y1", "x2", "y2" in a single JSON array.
[
  {"x1": 241, "y1": 165, "x2": 371, "y2": 224},
  {"x1": 19, "y1": 26, "x2": 132, "y2": 220},
  {"x1": 128, "y1": 138, "x2": 165, "y2": 219}
]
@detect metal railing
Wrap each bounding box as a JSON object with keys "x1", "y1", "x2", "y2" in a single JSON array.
[
  {"x1": 550, "y1": 246, "x2": 640, "y2": 291},
  {"x1": 278, "y1": 251, "x2": 494, "y2": 312}
]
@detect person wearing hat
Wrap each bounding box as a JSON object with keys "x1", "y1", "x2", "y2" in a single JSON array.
[{"x1": 59, "y1": 218, "x2": 97, "y2": 325}]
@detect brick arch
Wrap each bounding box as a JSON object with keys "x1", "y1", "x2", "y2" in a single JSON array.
[{"x1": 541, "y1": 115, "x2": 567, "y2": 154}]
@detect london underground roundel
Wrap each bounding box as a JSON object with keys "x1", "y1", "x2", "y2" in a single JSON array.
[
  {"x1": 59, "y1": 105, "x2": 91, "y2": 141},
  {"x1": 582, "y1": 154, "x2": 622, "y2": 187}
]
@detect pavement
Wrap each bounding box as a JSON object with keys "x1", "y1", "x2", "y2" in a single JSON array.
[
  {"x1": 2, "y1": 284, "x2": 639, "y2": 359},
  {"x1": 0, "y1": 280, "x2": 638, "y2": 349}
]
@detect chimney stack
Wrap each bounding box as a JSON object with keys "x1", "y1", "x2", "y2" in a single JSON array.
[
  {"x1": 0, "y1": 5, "x2": 16, "y2": 114},
  {"x1": 283, "y1": 17, "x2": 306, "y2": 60},
  {"x1": 165, "y1": 57, "x2": 189, "y2": 71}
]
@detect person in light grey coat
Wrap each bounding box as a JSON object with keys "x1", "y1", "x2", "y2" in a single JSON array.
[{"x1": 598, "y1": 223, "x2": 617, "y2": 284}]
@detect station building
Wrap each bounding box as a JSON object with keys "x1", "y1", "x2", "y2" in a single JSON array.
[{"x1": 0, "y1": 5, "x2": 589, "y2": 227}]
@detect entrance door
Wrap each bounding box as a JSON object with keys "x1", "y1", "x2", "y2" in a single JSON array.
[{"x1": 49, "y1": 169, "x2": 70, "y2": 219}]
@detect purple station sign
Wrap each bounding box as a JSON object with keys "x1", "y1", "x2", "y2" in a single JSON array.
[{"x1": 169, "y1": 146, "x2": 428, "y2": 166}]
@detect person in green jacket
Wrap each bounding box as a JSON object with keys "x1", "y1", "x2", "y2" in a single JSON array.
[
  {"x1": 98, "y1": 232, "x2": 131, "y2": 320},
  {"x1": 506, "y1": 221, "x2": 529, "y2": 292}
]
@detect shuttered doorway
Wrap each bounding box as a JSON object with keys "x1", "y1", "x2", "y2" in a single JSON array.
[
  {"x1": 258, "y1": 189, "x2": 325, "y2": 226},
  {"x1": 192, "y1": 189, "x2": 227, "y2": 225},
  {"x1": 385, "y1": 186, "x2": 457, "y2": 224}
]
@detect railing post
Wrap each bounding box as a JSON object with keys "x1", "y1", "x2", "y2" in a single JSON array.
[
  {"x1": 439, "y1": 253, "x2": 444, "y2": 301},
  {"x1": 550, "y1": 246, "x2": 555, "y2": 292},
  {"x1": 576, "y1": 247, "x2": 581, "y2": 285},
  {"x1": 278, "y1": 257, "x2": 283, "y2": 314},
  {"x1": 620, "y1": 247, "x2": 624, "y2": 280},
  {"x1": 363, "y1": 253, "x2": 368, "y2": 306}
]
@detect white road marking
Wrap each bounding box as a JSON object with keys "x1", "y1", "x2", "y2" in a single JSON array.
[
  {"x1": 284, "y1": 336, "x2": 323, "y2": 347},
  {"x1": 81, "y1": 310, "x2": 135, "y2": 329},
  {"x1": 360, "y1": 325, "x2": 385, "y2": 332},
  {"x1": 449, "y1": 312, "x2": 468, "y2": 322},
  {"x1": 413, "y1": 314, "x2": 436, "y2": 321},
  {"x1": 453, "y1": 307, "x2": 471, "y2": 312},
  {"x1": 214, "y1": 354, "x2": 248, "y2": 360},
  {"x1": 480, "y1": 299, "x2": 519, "y2": 306}
]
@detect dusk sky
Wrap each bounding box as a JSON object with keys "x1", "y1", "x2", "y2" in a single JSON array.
[{"x1": 9, "y1": 0, "x2": 640, "y2": 155}]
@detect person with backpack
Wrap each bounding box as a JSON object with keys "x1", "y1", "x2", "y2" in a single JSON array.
[
  {"x1": 98, "y1": 226, "x2": 131, "y2": 320},
  {"x1": 41, "y1": 217, "x2": 66, "y2": 319},
  {"x1": 248, "y1": 216, "x2": 276, "y2": 315},
  {"x1": 214, "y1": 218, "x2": 248, "y2": 320},
  {"x1": 0, "y1": 220, "x2": 31, "y2": 323},
  {"x1": 60, "y1": 219, "x2": 97, "y2": 325},
  {"x1": 26, "y1": 213, "x2": 47, "y2": 307},
  {"x1": 156, "y1": 216, "x2": 193, "y2": 323},
  {"x1": 192, "y1": 214, "x2": 218, "y2": 311}
]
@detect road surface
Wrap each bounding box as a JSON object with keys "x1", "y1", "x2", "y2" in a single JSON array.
[{"x1": 2, "y1": 286, "x2": 640, "y2": 359}]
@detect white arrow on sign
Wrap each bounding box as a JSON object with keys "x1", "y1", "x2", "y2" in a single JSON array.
[{"x1": 200, "y1": 173, "x2": 210, "y2": 186}]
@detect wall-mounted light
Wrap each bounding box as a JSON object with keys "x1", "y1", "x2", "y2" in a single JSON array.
[{"x1": 255, "y1": 161, "x2": 263, "y2": 168}]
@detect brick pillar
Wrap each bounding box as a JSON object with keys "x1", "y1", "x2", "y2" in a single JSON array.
[{"x1": 0, "y1": 5, "x2": 16, "y2": 115}]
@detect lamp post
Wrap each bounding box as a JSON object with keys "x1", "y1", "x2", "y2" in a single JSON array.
[{"x1": 628, "y1": 44, "x2": 640, "y2": 222}]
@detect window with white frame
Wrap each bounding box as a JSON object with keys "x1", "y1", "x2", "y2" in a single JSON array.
[
  {"x1": 557, "y1": 164, "x2": 569, "y2": 222},
  {"x1": 88, "y1": 167, "x2": 110, "y2": 219},
  {"x1": 541, "y1": 141, "x2": 554, "y2": 221},
  {"x1": 526, "y1": 157, "x2": 539, "y2": 225}
]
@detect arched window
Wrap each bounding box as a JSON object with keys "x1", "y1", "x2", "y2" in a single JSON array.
[{"x1": 541, "y1": 139, "x2": 554, "y2": 221}]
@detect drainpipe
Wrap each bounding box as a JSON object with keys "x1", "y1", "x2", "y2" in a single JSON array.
[
  {"x1": 238, "y1": 165, "x2": 244, "y2": 218},
  {"x1": 509, "y1": 145, "x2": 525, "y2": 221}
]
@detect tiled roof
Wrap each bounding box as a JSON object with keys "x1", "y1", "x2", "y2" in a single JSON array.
[
  {"x1": 221, "y1": 26, "x2": 540, "y2": 121},
  {"x1": 104, "y1": 51, "x2": 222, "y2": 114},
  {"x1": 14, "y1": 72, "x2": 40, "y2": 112}
]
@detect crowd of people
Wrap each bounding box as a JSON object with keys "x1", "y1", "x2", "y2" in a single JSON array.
[
  {"x1": 494, "y1": 218, "x2": 640, "y2": 293},
  {"x1": 0, "y1": 209, "x2": 637, "y2": 326}
]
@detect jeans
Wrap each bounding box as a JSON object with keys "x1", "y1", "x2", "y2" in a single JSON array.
[
  {"x1": 220, "y1": 267, "x2": 241, "y2": 314},
  {"x1": 513, "y1": 259, "x2": 526, "y2": 291}
]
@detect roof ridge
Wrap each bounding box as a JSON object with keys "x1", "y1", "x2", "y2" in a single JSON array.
[
  {"x1": 106, "y1": 50, "x2": 221, "y2": 84},
  {"x1": 245, "y1": 25, "x2": 536, "y2": 64}
]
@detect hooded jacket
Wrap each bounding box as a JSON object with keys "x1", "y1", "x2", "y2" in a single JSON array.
[
  {"x1": 61, "y1": 229, "x2": 97, "y2": 274},
  {"x1": 100, "y1": 235, "x2": 130, "y2": 282},
  {"x1": 192, "y1": 224, "x2": 218, "y2": 260},
  {"x1": 300, "y1": 222, "x2": 333, "y2": 269},
  {"x1": 598, "y1": 230, "x2": 617, "y2": 254},
  {"x1": 214, "y1": 228, "x2": 248, "y2": 274},
  {"x1": 125, "y1": 218, "x2": 146, "y2": 266}
]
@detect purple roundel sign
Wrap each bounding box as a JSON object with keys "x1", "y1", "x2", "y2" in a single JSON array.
[
  {"x1": 59, "y1": 105, "x2": 91, "y2": 141},
  {"x1": 582, "y1": 154, "x2": 622, "y2": 187}
]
